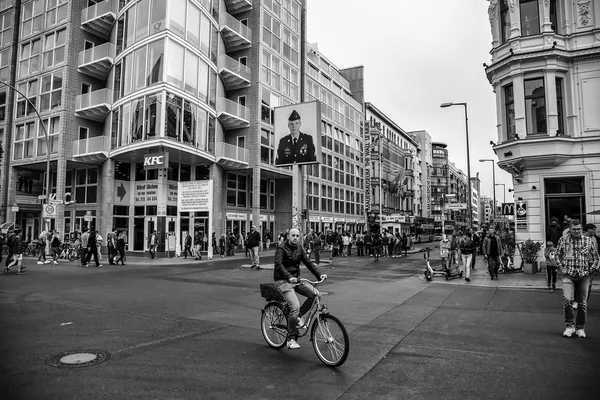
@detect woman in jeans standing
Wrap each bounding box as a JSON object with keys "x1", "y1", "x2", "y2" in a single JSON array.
[
  {"x1": 50, "y1": 231, "x2": 62, "y2": 265},
  {"x1": 459, "y1": 231, "x2": 478, "y2": 282}
]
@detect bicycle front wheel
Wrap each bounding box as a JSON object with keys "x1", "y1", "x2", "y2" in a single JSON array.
[
  {"x1": 311, "y1": 314, "x2": 349, "y2": 367},
  {"x1": 261, "y1": 302, "x2": 288, "y2": 349},
  {"x1": 68, "y1": 249, "x2": 78, "y2": 262}
]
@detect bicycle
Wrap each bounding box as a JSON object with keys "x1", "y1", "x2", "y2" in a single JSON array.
[
  {"x1": 22, "y1": 242, "x2": 38, "y2": 257},
  {"x1": 259, "y1": 277, "x2": 349, "y2": 367},
  {"x1": 58, "y1": 243, "x2": 82, "y2": 262}
]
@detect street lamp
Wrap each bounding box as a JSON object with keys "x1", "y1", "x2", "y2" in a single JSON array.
[
  {"x1": 441, "y1": 102, "x2": 473, "y2": 227},
  {"x1": 479, "y1": 159, "x2": 496, "y2": 220},
  {"x1": 1, "y1": 80, "x2": 52, "y2": 230}
]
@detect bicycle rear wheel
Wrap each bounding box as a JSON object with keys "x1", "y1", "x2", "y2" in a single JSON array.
[
  {"x1": 261, "y1": 302, "x2": 288, "y2": 349},
  {"x1": 311, "y1": 314, "x2": 349, "y2": 367},
  {"x1": 68, "y1": 249, "x2": 78, "y2": 262}
]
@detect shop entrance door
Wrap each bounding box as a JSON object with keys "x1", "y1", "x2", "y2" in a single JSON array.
[{"x1": 133, "y1": 217, "x2": 144, "y2": 251}]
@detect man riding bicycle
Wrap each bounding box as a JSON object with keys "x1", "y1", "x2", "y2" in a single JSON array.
[{"x1": 274, "y1": 227, "x2": 327, "y2": 350}]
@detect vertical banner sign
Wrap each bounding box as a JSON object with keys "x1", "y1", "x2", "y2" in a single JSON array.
[
  {"x1": 364, "y1": 123, "x2": 371, "y2": 213},
  {"x1": 178, "y1": 180, "x2": 214, "y2": 258},
  {"x1": 515, "y1": 200, "x2": 527, "y2": 230}
]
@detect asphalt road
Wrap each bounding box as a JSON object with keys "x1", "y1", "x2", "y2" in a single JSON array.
[{"x1": 1, "y1": 252, "x2": 599, "y2": 400}]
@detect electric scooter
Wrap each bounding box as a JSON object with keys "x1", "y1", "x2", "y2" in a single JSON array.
[{"x1": 424, "y1": 246, "x2": 449, "y2": 281}]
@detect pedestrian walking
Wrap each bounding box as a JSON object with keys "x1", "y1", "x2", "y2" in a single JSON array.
[
  {"x1": 583, "y1": 224, "x2": 599, "y2": 301},
  {"x1": 363, "y1": 231, "x2": 372, "y2": 257},
  {"x1": 183, "y1": 232, "x2": 193, "y2": 259},
  {"x1": 5, "y1": 226, "x2": 26, "y2": 275},
  {"x1": 107, "y1": 228, "x2": 117, "y2": 265},
  {"x1": 212, "y1": 232, "x2": 218, "y2": 257},
  {"x1": 544, "y1": 241, "x2": 558, "y2": 291},
  {"x1": 553, "y1": 219, "x2": 599, "y2": 338},
  {"x1": 85, "y1": 229, "x2": 102, "y2": 268},
  {"x1": 80, "y1": 228, "x2": 90, "y2": 267},
  {"x1": 219, "y1": 234, "x2": 226, "y2": 257},
  {"x1": 247, "y1": 225, "x2": 262, "y2": 269},
  {"x1": 50, "y1": 231, "x2": 62, "y2": 265},
  {"x1": 459, "y1": 231, "x2": 477, "y2": 282},
  {"x1": 194, "y1": 231, "x2": 201, "y2": 259},
  {"x1": 148, "y1": 230, "x2": 158, "y2": 259},
  {"x1": 36, "y1": 229, "x2": 49, "y2": 264},
  {"x1": 312, "y1": 233, "x2": 322, "y2": 264},
  {"x1": 483, "y1": 227, "x2": 502, "y2": 280},
  {"x1": 356, "y1": 231, "x2": 364, "y2": 256},
  {"x1": 372, "y1": 233, "x2": 382, "y2": 262},
  {"x1": 115, "y1": 231, "x2": 126, "y2": 265}
]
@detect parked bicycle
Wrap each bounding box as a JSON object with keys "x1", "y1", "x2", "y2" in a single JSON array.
[
  {"x1": 58, "y1": 243, "x2": 82, "y2": 262},
  {"x1": 259, "y1": 277, "x2": 349, "y2": 367},
  {"x1": 22, "y1": 242, "x2": 38, "y2": 257}
]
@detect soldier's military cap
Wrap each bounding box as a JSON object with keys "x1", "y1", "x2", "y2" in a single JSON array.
[{"x1": 288, "y1": 110, "x2": 301, "y2": 121}]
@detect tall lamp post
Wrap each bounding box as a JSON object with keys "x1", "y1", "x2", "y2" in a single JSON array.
[
  {"x1": 1, "y1": 80, "x2": 51, "y2": 230},
  {"x1": 441, "y1": 102, "x2": 472, "y2": 227},
  {"x1": 479, "y1": 159, "x2": 496, "y2": 220},
  {"x1": 495, "y1": 183, "x2": 506, "y2": 204}
]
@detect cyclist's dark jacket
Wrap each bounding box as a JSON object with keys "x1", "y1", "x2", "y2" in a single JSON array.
[{"x1": 274, "y1": 240, "x2": 322, "y2": 282}]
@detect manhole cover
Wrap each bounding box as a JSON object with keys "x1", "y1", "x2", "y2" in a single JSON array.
[{"x1": 46, "y1": 350, "x2": 110, "y2": 369}]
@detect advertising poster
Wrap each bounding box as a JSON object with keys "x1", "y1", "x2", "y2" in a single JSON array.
[
  {"x1": 274, "y1": 101, "x2": 322, "y2": 166},
  {"x1": 516, "y1": 200, "x2": 528, "y2": 230}
]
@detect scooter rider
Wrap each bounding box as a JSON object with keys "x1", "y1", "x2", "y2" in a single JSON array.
[{"x1": 274, "y1": 227, "x2": 327, "y2": 350}]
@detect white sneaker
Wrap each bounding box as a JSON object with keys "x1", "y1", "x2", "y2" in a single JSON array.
[
  {"x1": 297, "y1": 316, "x2": 306, "y2": 328},
  {"x1": 563, "y1": 326, "x2": 576, "y2": 337},
  {"x1": 287, "y1": 339, "x2": 300, "y2": 349},
  {"x1": 575, "y1": 329, "x2": 587, "y2": 338},
  {"x1": 53, "y1": 261, "x2": 58, "y2": 265},
  {"x1": 37, "y1": 261, "x2": 43, "y2": 265},
  {"x1": 44, "y1": 260, "x2": 50, "y2": 264}
]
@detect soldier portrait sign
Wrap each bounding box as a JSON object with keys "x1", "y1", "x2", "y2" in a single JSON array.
[{"x1": 274, "y1": 101, "x2": 322, "y2": 166}]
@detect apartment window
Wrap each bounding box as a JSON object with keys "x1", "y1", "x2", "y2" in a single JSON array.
[
  {"x1": 135, "y1": 0, "x2": 150, "y2": 41},
  {"x1": 38, "y1": 115, "x2": 59, "y2": 156},
  {"x1": 19, "y1": 38, "x2": 41, "y2": 77},
  {"x1": 524, "y1": 78, "x2": 546, "y2": 134},
  {"x1": 556, "y1": 77, "x2": 565, "y2": 135},
  {"x1": 261, "y1": 128, "x2": 275, "y2": 165},
  {"x1": 186, "y1": 2, "x2": 200, "y2": 49},
  {"x1": 262, "y1": 10, "x2": 281, "y2": 53},
  {"x1": 520, "y1": 0, "x2": 540, "y2": 36},
  {"x1": 39, "y1": 71, "x2": 62, "y2": 111},
  {"x1": 282, "y1": 27, "x2": 299, "y2": 66},
  {"x1": 145, "y1": 93, "x2": 160, "y2": 139},
  {"x1": 133, "y1": 46, "x2": 147, "y2": 91},
  {"x1": 0, "y1": 9, "x2": 13, "y2": 47},
  {"x1": 15, "y1": 79, "x2": 37, "y2": 118},
  {"x1": 21, "y1": 0, "x2": 43, "y2": 38},
  {"x1": 549, "y1": 0, "x2": 562, "y2": 34},
  {"x1": 0, "y1": 49, "x2": 9, "y2": 81},
  {"x1": 166, "y1": 41, "x2": 184, "y2": 89},
  {"x1": 75, "y1": 168, "x2": 98, "y2": 204},
  {"x1": 184, "y1": 51, "x2": 199, "y2": 95},
  {"x1": 146, "y1": 38, "x2": 164, "y2": 86},
  {"x1": 227, "y1": 173, "x2": 247, "y2": 207},
  {"x1": 0, "y1": 91, "x2": 5, "y2": 121},
  {"x1": 43, "y1": 28, "x2": 66, "y2": 68},
  {"x1": 261, "y1": 50, "x2": 280, "y2": 90},
  {"x1": 282, "y1": 63, "x2": 299, "y2": 101},
  {"x1": 504, "y1": 83, "x2": 516, "y2": 140},
  {"x1": 169, "y1": 0, "x2": 186, "y2": 38},
  {"x1": 13, "y1": 122, "x2": 36, "y2": 160},
  {"x1": 46, "y1": 0, "x2": 68, "y2": 28},
  {"x1": 165, "y1": 92, "x2": 182, "y2": 140}
]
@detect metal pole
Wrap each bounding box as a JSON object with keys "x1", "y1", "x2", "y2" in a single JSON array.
[
  {"x1": 495, "y1": 183, "x2": 506, "y2": 204},
  {"x1": 463, "y1": 104, "x2": 473, "y2": 228},
  {"x1": 379, "y1": 137, "x2": 383, "y2": 233},
  {"x1": 1, "y1": 81, "x2": 51, "y2": 230}
]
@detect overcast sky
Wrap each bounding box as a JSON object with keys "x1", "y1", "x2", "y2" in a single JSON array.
[{"x1": 306, "y1": 0, "x2": 514, "y2": 205}]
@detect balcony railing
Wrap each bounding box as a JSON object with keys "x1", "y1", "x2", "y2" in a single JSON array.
[
  {"x1": 219, "y1": 12, "x2": 252, "y2": 52},
  {"x1": 218, "y1": 54, "x2": 251, "y2": 90},
  {"x1": 78, "y1": 43, "x2": 115, "y2": 79},
  {"x1": 72, "y1": 136, "x2": 110, "y2": 163},
  {"x1": 223, "y1": 0, "x2": 252, "y2": 14},
  {"x1": 217, "y1": 97, "x2": 250, "y2": 129},
  {"x1": 81, "y1": 0, "x2": 117, "y2": 39},
  {"x1": 75, "y1": 89, "x2": 112, "y2": 121},
  {"x1": 215, "y1": 142, "x2": 249, "y2": 169}
]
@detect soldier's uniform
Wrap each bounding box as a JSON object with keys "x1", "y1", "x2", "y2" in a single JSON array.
[{"x1": 275, "y1": 110, "x2": 316, "y2": 165}]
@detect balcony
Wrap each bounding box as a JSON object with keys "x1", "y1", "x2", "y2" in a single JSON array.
[
  {"x1": 75, "y1": 89, "x2": 112, "y2": 121},
  {"x1": 403, "y1": 190, "x2": 415, "y2": 198},
  {"x1": 78, "y1": 43, "x2": 115, "y2": 80},
  {"x1": 223, "y1": 0, "x2": 252, "y2": 14},
  {"x1": 218, "y1": 55, "x2": 251, "y2": 90},
  {"x1": 219, "y1": 12, "x2": 252, "y2": 52},
  {"x1": 217, "y1": 98, "x2": 250, "y2": 130},
  {"x1": 81, "y1": 0, "x2": 117, "y2": 40},
  {"x1": 215, "y1": 142, "x2": 249, "y2": 169},
  {"x1": 72, "y1": 136, "x2": 110, "y2": 163}
]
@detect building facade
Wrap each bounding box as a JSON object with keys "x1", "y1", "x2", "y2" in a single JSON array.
[
  {"x1": 0, "y1": 0, "x2": 368, "y2": 254},
  {"x1": 486, "y1": 0, "x2": 600, "y2": 251}
]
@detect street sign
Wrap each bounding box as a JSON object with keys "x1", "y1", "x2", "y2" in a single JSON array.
[
  {"x1": 11, "y1": 206, "x2": 19, "y2": 212},
  {"x1": 38, "y1": 195, "x2": 47, "y2": 200},
  {"x1": 50, "y1": 199, "x2": 63, "y2": 205},
  {"x1": 42, "y1": 204, "x2": 57, "y2": 219},
  {"x1": 445, "y1": 203, "x2": 467, "y2": 210}
]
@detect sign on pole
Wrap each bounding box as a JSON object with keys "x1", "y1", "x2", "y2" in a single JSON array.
[
  {"x1": 178, "y1": 180, "x2": 214, "y2": 258},
  {"x1": 444, "y1": 203, "x2": 467, "y2": 210},
  {"x1": 42, "y1": 204, "x2": 57, "y2": 219}
]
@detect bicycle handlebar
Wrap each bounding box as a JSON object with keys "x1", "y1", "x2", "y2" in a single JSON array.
[{"x1": 291, "y1": 276, "x2": 327, "y2": 285}]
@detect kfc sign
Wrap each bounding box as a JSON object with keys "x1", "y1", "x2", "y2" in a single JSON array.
[{"x1": 143, "y1": 152, "x2": 168, "y2": 170}]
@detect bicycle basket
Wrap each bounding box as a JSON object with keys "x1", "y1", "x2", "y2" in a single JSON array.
[{"x1": 260, "y1": 283, "x2": 284, "y2": 302}]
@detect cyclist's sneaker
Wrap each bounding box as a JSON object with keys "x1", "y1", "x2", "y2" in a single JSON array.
[
  {"x1": 297, "y1": 316, "x2": 306, "y2": 328},
  {"x1": 563, "y1": 326, "x2": 576, "y2": 338},
  {"x1": 575, "y1": 329, "x2": 586, "y2": 338},
  {"x1": 287, "y1": 339, "x2": 300, "y2": 349},
  {"x1": 37, "y1": 261, "x2": 43, "y2": 265}
]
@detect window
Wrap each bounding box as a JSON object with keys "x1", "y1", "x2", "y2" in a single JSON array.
[
  {"x1": 131, "y1": 98, "x2": 144, "y2": 141},
  {"x1": 38, "y1": 115, "x2": 59, "y2": 156},
  {"x1": 504, "y1": 84, "x2": 515, "y2": 140},
  {"x1": 39, "y1": 71, "x2": 62, "y2": 111},
  {"x1": 524, "y1": 78, "x2": 546, "y2": 134},
  {"x1": 135, "y1": 0, "x2": 150, "y2": 41},
  {"x1": 0, "y1": 91, "x2": 5, "y2": 121},
  {"x1": 145, "y1": 93, "x2": 160, "y2": 139},
  {"x1": 21, "y1": 0, "x2": 43, "y2": 38},
  {"x1": 549, "y1": 0, "x2": 561, "y2": 34},
  {"x1": 282, "y1": 63, "x2": 299, "y2": 100},
  {"x1": 262, "y1": 10, "x2": 281, "y2": 52},
  {"x1": 261, "y1": 128, "x2": 275, "y2": 164},
  {"x1": 19, "y1": 38, "x2": 41, "y2": 77},
  {"x1": 133, "y1": 46, "x2": 147, "y2": 90},
  {"x1": 169, "y1": 0, "x2": 186, "y2": 38},
  {"x1": 282, "y1": 27, "x2": 299, "y2": 66},
  {"x1": 146, "y1": 39, "x2": 164, "y2": 86},
  {"x1": 556, "y1": 77, "x2": 564, "y2": 135},
  {"x1": 165, "y1": 92, "x2": 182, "y2": 140},
  {"x1": 15, "y1": 78, "x2": 37, "y2": 118},
  {"x1": 43, "y1": 28, "x2": 66, "y2": 68},
  {"x1": 0, "y1": 9, "x2": 13, "y2": 47},
  {"x1": 227, "y1": 173, "x2": 247, "y2": 207},
  {"x1": 75, "y1": 168, "x2": 98, "y2": 204},
  {"x1": 13, "y1": 122, "x2": 35, "y2": 160},
  {"x1": 45, "y1": 0, "x2": 68, "y2": 28},
  {"x1": 166, "y1": 41, "x2": 184, "y2": 89},
  {"x1": 500, "y1": 0, "x2": 510, "y2": 44},
  {"x1": 520, "y1": 0, "x2": 540, "y2": 36},
  {"x1": 184, "y1": 51, "x2": 198, "y2": 95},
  {"x1": 0, "y1": 49, "x2": 9, "y2": 81},
  {"x1": 262, "y1": 50, "x2": 280, "y2": 90}
]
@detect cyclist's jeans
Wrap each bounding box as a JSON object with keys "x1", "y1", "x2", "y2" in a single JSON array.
[
  {"x1": 275, "y1": 280, "x2": 318, "y2": 340},
  {"x1": 562, "y1": 275, "x2": 591, "y2": 329}
]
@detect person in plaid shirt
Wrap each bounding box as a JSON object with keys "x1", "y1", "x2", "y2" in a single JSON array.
[{"x1": 553, "y1": 219, "x2": 600, "y2": 338}]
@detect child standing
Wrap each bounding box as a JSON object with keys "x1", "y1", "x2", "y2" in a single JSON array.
[{"x1": 544, "y1": 241, "x2": 558, "y2": 292}]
